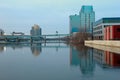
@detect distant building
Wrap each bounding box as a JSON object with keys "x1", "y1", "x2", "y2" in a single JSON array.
[
  {"x1": 79, "y1": 5, "x2": 95, "y2": 33},
  {"x1": 93, "y1": 17, "x2": 120, "y2": 40},
  {"x1": 12, "y1": 32, "x2": 24, "y2": 36},
  {"x1": 30, "y1": 24, "x2": 42, "y2": 36},
  {"x1": 0, "y1": 29, "x2": 4, "y2": 36},
  {"x1": 69, "y1": 5, "x2": 95, "y2": 34},
  {"x1": 69, "y1": 14, "x2": 80, "y2": 34}
]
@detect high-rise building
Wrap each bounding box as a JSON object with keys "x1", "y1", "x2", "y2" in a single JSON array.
[
  {"x1": 69, "y1": 14, "x2": 80, "y2": 34},
  {"x1": 30, "y1": 24, "x2": 42, "y2": 36},
  {"x1": 69, "y1": 5, "x2": 95, "y2": 34},
  {"x1": 79, "y1": 5, "x2": 95, "y2": 33}
]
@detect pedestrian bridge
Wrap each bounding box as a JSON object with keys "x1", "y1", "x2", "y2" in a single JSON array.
[{"x1": 0, "y1": 34, "x2": 70, "y2": 43}]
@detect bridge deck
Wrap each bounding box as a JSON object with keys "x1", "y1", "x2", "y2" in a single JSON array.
[{"x1": 0, "y1": 34, "x2": 70, "y2": 43}]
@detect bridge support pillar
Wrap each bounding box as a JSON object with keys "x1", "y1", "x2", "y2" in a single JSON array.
[{"x1": 44, "y1": 36, "x2": 46, "y2": 43}]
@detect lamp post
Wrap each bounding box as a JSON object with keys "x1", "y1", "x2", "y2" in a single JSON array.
[
  {"x1": 56, "y1": 31, "x2": 60, "y2": 42},
  {"x1": 56, "y1": 31, "x2": 58, "y2": 35}
]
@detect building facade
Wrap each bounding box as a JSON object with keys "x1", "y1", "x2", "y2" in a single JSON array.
[
  {"x1": 30, "y1": 24, "x2": 42, "y2": 36},
  {"x1": 69, "y1": 5, "x2": 95, "y2": 34},
  {"x1": 69, "y1": 14, "x2": 80, "y2": 34},
  {"x1": 104, "y1": 25, "x2": 120, "y2": 40},
  {"x1": 79, "y1": 5, "x2": 95, "y2": 33},
  {"x1": 93, "y1": 18, "x2": 120, "y2": 40}
]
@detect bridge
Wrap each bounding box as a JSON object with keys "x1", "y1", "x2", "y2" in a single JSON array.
[{"x1": 0, "y1": 34, "x2": 70, "y2": 43}]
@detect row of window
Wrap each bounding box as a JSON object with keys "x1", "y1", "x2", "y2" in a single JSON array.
[
  {"x1": 93, "y1": 31, "x2": 102, "y2": 34},
  {"x1": 94, "y1": 36, "x2": 103, "y2": 40},
  {"x1": 94, "y1": 26, "x2": 102, "y2": 31}
]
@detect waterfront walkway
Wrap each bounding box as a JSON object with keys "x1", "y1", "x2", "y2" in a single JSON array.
[
  {"x1": 85, "y1": 40, "x2": 120, "y2": 47},
  {"x1": 85, "y1": 40, "x2": 120, "y2": 54}
]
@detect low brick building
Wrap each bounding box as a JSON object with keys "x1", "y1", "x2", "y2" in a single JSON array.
[{"x1": 104, "y1": 25, "x2": 120, "y2": 40}]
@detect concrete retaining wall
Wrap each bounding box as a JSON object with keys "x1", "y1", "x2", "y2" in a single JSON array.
[{"x1": 85, "y1": 40, "x2": 120, "y2": 47}]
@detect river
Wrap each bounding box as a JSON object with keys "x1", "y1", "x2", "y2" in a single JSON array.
[{"x1": 0, "y1": 43, "x2": 119, "y2": 80}]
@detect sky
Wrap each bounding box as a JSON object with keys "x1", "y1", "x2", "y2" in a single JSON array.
[{"x1": 0, "y1": 0, "x2": 120, "y2": 35}]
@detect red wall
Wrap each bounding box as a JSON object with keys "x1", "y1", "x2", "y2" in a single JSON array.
[{"x1": 104, "y1": 25, "x2": 120, "y2": 40}]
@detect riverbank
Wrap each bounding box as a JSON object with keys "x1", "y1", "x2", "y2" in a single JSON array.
[
  {"x1": 85, "y1": 40, "x2": 120, "y2": 47},
  {"x1": 85, "y1": 43, "x2": 120, "y2": 54}
]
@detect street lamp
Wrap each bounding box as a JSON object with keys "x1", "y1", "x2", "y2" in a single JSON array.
[{"x1": 56, "y1": 31, "x2": 58, "y2": 35}]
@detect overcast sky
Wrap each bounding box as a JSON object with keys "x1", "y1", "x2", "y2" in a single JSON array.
[{"x1": 0, "y1": 0, "x2": 120, "y2": 34}]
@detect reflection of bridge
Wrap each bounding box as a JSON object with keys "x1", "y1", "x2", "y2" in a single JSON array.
[
  {"x1": 0, "y1": 43, "x2": 69, "y2": 51},
  {"x1": 0, "y1": 34, "x2": 70, "y2": 43}
]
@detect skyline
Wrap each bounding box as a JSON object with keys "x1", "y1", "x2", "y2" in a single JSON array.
[{"x1": 0, "y1": 0, "x2": 120, "y2": 34}]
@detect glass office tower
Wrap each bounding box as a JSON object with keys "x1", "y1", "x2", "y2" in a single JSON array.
[
  {"x1": 69, "y1": 14, "x2": 80, "y2": 34},
  {"x1": 79, "y1": 5, "x2": 95, "y2": 33}
]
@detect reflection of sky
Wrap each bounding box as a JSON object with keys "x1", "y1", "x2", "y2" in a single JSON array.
[{"x1": 0, "y1": 0, "x2": 120, "y2": 34}]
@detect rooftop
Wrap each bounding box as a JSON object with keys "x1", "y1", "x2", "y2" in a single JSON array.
[
  {"x1": 80, "y1": 5, "x2": 93, "y2": 13},
  {"x1": 94, "y1": 17, "x2": 120, "y2": 26}
]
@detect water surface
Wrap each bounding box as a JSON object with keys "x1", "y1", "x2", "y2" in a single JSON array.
[{"x1": 0, "y1": 43, "x2": 120, "y2": 80}]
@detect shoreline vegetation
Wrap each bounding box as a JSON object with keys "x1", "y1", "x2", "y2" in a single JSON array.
[{"x1": 68, "y1": 32, "x2": 92, "y2": 44}]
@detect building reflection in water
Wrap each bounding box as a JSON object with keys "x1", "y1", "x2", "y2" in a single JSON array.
[
  {"x1": 70, "y1": 44, "x2": 95, "y2": 75},
  {"x1": 0, "y1": 45, "x2": 6, "y2": 52},
  {"x1": 0, "y1": 43, "x2": 42, "y2": 56},
  {"x1": 31, "y1": 43, "x2": 42, "y2": 56},
  {"x1": 93, "y1": 49, "x2": 120, "y2": 68}
]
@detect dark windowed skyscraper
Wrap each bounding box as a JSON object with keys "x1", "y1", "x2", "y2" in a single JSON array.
[{"x1": 79, "y1": 5, "x2": 95, "y2": 33}]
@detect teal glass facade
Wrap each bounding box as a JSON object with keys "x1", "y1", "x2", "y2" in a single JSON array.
[
  {"x1": 69, "y1": 14, "x2": 80, "y2": 34},
  {"x1": 69, "y1": 5, "x2": 95, "y2": 34},
  {"x1": 79, "y1": 6, "x2": 95, "y2": 33}
]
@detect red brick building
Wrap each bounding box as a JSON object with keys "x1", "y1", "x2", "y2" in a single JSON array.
[{"x1": 104, "y1": 25, "x2": 120, "y2": 40}]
